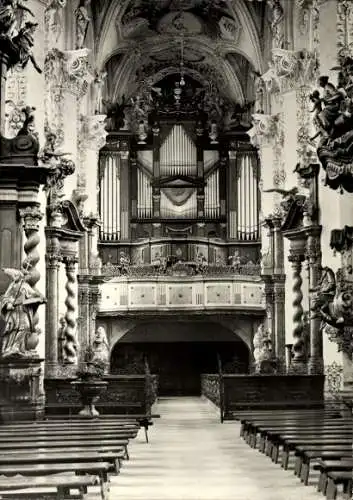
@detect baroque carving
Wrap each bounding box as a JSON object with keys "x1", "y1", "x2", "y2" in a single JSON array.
[
  {"x1": 0, "y1": 267, "x2": 46, "y2": 359},
  {"x1": 39, "y1": 131, "x2": 75, "y2": 224},
  {"x1": 310, "y1": 64, "x2": 353, "y2": 192},
  {"x1": 75, "y1": 0, "x2": 91, "y2": 50}
]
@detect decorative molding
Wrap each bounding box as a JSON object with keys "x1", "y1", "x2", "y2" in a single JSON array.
[{"x1": 248, "y1": 113, "x2": 281, "y2": 148}]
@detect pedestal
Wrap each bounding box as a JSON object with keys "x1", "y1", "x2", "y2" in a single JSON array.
[
  {"x1": 71, "y1": 380, "x2": 108, "y2": 418},
  {"x1": 0, "y1": 357, "x2": 44, "y2": 422}
]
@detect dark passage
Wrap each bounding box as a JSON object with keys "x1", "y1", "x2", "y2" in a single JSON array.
[{"x1": 110, "y1": 321, "x2": 250, "y2": 396}]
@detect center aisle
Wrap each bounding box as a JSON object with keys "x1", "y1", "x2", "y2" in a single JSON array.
[{"x1": 109, "y1": 397, "x2": 322, "y2": 500}]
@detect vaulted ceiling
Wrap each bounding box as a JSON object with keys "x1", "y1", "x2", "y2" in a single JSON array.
[{"x1": 91, "y1": 0, "x2": 267, "y2": 105}]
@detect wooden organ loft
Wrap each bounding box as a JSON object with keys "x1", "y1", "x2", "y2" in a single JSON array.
[{"x1": 98, "y1": 79, "x2": 261, "y2": 270}]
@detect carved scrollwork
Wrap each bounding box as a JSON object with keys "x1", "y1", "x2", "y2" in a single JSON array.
[{"x1": 248, "y1": 113, "x2": 281, "y2": 147}]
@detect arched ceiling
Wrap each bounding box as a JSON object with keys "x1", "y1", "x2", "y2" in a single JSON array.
[{"x1": 91, "y1": 0, "x2": 266, "y2": 105}]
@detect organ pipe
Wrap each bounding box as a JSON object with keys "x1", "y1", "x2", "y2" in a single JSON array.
[
  {"x1": 160, "y1": 125, "x2": 197, "y2": 176},
  {"x1": 204, "y1": 169, "x2": 220, "y2": 218},
  {"x1": 236, "y1": 152, "x2": 259, "y2": 241},
  {"x1": 137, "y1": 168, "x2": 152, "y2": 218},
  {"x1": 99, "y1": 153, "x2": 121, "y2": 241}
]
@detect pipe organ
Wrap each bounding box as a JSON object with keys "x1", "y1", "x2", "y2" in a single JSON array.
[{"x1": 98, "y1": 122, "x2": 261, "y2": 265}]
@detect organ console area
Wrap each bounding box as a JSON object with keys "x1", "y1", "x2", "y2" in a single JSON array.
[{"x1": 98, "y1": 78, "x2": 261, "y2": 270}]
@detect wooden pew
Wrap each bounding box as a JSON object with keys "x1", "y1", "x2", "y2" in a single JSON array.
[
  {"x1": 314, "y1": 459, "x2": 353, "y2": 495},
  {"x1": 0, "y1": 462, "x2": 112, "y2": 500},
  {"x1": 294, "y1": 447, "x2": 352, "y2": 481},
  {"x1": 0, "y1": 474, "x2": 99, "y2": 500},
  {"x1": 325, "y1": 470, "x2": 353, "y2": 500}
]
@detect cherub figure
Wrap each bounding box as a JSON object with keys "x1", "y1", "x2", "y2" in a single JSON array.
[{"x1": 45, "y1": 0, "x2": 67, "y2": 42}]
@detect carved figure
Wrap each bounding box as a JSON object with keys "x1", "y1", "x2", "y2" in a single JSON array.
[
  {"x1": 91, "y1": 326, "x2": 109, "y2": 366},
  {"x1": 253, "y1": 323, "x2": 277, "y2": 374},
  {"x1": 267, "y1": 0, "x2": 284, "y2": 47},
  {"x1": 228, "y1": 251, "x2": 241, "y2": 270},
  {"x1": 0, "y1": 267, "x2": 46, "y2": 358},
  {"x1": 57, "y1": 315, "x2": 66, "y2": 363},
  {"x1": 0, "y1": 0, "x2": 34, "y2": 38},
  {"x1": 45, "y1": 0, "x2": 67, "y2": 42},
  {"x1": 103, "y1": 97, "x2": 126, "y2": 131},
  {"x1": 310, "y1": 265, "x2": 337, "y2": 321},
  {"x1": 12, "y1": 21, "x2": 42, "y2": 73},
  {"x1": 75, "y1": 0, "x2": 90, "y2": 49},
  {"x1": 92, "y1": 70, "x2": 107, "y2": 114},
  {"x1": 119, "y1": 251, "x2": 130, "y2": 274},
  {"x1": 16, "y1": 105, "x2": 35, "y2": 136}
]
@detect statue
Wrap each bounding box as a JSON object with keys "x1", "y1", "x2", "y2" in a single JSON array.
[
  {"x1": 267, "y1": 0, "x2": 284, "y2": 48},
  {"x1": 12, "y1": 21, "x2": 42, "y2": 73},
  {"x1": 228, "y1": 251, "x2": 241, "y2": 271},
  {"x1": 310, "y1": 265, "x2": 337, "y2": 322},
  {"x1": 40, "y1": 132, "x2": 75, "y2": 205},
  {"x1": 92, "y1": 70, "x2": 107, "y2": 115},
  {"x1": 91, "y1": 326, "x2": 109, "y2": 367},
  {"x1": 0, "y1": 0, "x2": 34, "y2": 38},
  {"x1": 103, "y1": 97, "x2": 126, "y2": 131},
  {"x1": 253, "y1": 323, "x2": 278, "y2": 374},
  {"x1": 57, "y1": 315, "x2": 66, "y2": 363},
  {"x1": 75, "y1": 0, "x2": 90, "y2": 49},
  {"x1": 0, "y1": 267, "x2": 46, "y2": 358},
  {"x1": 45, "y1": 0, "x2": 66, "y2": 42},
  {"x1": 119, "y1": 251, "x2": 130, "y2": 274}
]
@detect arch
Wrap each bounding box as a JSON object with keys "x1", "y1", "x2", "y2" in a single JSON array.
[{"x1": 95, "y1": 0, "x2": 265, "y2": 77}]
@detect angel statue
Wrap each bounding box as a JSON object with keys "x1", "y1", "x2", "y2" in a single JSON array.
[
  {"x1": 0, "y1": 0, "x2": 35, "y2": 38},
  {"x1": 0, "y1": 267, "x2": 46, "y2": 358}
]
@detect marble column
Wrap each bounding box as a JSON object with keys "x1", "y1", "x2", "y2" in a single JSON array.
[
  {"x1": 77, "y1": 282, "x2": 90, "y2": 362},
  {"x1": 288, "y1": 250, "x2": 307, "y2": 373},
  {"x1": 63, "y1": 256, "x2": 79, "y2": 364},
  {"x1": 45, "y1": 251, "x2": 61, "y2": 374},
  {"x1": 274, "y1": 277, "x2": 286, "y2": 370}
]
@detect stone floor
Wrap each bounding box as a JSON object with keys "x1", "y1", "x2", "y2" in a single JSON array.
[{"x1": 107, "y1": 397, "x2": 326, "y2": 500}]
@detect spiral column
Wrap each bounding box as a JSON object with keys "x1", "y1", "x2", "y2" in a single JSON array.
[
  {"x1": 63, "y1": 256, "x2": 79, "y2": 364},
  {"x1": 19, "y1": 205, "x2": 44, "y2": 353},
  {"x1": 288, "y1": 251, "x2": 307, "y2": 373}
]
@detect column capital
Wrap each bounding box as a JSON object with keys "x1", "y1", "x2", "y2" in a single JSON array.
[
  {"x1": 45, "y1": 252, "x2": 62, "y2": 269},
  {"x1": 63, "y1": 255, "x2": 79, "y2": 270},
  {"x1": 19, "y1": 205, "x2": 44, "y2": 231},
  {"x1": 44, "y1": 48, "x2": 93, "y2": 98}
]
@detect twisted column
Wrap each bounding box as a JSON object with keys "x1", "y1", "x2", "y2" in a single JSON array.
[
  {"x1": 19, "y1": 205, "x2": 44, "y2": 352},
  {"x1": 288, "y1": 252, "x2": 307, "y2": 373},
  {"x1": 63, "y1": 256, "x2": 79, "y2": 364}
]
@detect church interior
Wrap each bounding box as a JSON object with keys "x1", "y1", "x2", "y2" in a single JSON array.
[{"x1": 0, "y1": 0, "x2": 352, "y2": 498}]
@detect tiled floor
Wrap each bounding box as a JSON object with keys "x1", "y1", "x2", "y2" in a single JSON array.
[{"x1": 108, "y1": 397, "x2": 324, "y2": 500}]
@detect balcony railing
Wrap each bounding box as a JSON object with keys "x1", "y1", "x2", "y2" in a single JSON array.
[
  {"x1": 101, "y1": 262, "x2": 261, "y2": 279},
  {"x1": 98, "y1": 275, "x2": 265, "y2": 314}
]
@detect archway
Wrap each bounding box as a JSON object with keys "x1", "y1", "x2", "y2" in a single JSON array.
[{"x1": 110, "y1": 321, "x2": 250, "y2": 396}]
